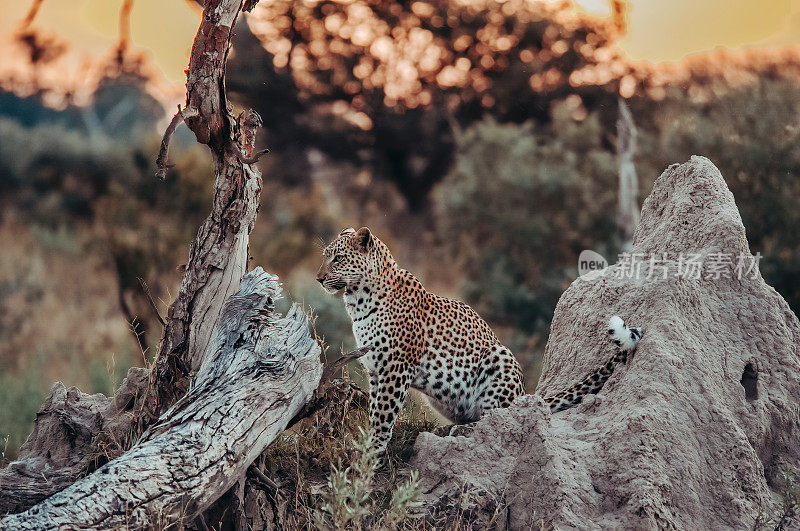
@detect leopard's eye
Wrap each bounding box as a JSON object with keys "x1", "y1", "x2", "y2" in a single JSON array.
[{"x1": 332, "y1": 254, "x2": 342, "y2": 264}]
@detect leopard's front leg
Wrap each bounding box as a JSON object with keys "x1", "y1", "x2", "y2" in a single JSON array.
[{"x1": 368, "y1": 358, "x2": 411, "y2": 458}]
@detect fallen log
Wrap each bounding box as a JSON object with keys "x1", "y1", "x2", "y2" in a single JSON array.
[
  {"x1": 0, "y1": 367, "x2": 149, "y2": 515},
  {"x1": 1, "y1": 267, "x2": 322, "y2": 530}
]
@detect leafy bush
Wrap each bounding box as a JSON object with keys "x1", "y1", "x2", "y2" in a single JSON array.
[
  {"x1": 313, "y1": 428, "x2": 421, "y2": 530},
  {"x1": 640, "y1": 79, "x2": 800, "y2": 314},
  {"x1": 434, "y1": 103, "x2": 619, "y2": 339}
]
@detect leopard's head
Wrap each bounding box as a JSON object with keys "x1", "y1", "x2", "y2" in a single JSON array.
[{"x1": 316, "y1": 227, "x2": 393, "y2": 294}]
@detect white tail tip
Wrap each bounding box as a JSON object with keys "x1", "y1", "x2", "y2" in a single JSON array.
[{"x1": 608, "y1": 315, "x2": 642, "y2": 351}]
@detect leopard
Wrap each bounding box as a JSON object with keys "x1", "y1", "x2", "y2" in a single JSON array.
[{"x1": 316, "y1": 227, "x2": 642, "y2": 455}]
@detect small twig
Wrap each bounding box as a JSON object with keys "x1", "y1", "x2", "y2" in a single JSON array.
[
  {"x1": 285, "y1": 346, "x2": 372, "y2": 430},
  {"x1": 155, "y1": 105, "x2": 198, "y2": 180},
  {"x1": 118, "y1": 285, "x2": 148, "y2": 362},
  {"x1": 232, "y1": 143, "x2": 270, "y2": 165},
  {"x1": 245, "y1": 462, "x2": 285, "y2": 525},
  {"x1": 138, "y1": 277, "x2": 165, "y2": 327},
  {"x1": 247, "y1": 465, "x2": 281, "y2": 494},
  {"x1": 20, "y1": 0, "x2": 46, "y2": 29},
  {"x1": 194, "y1": 514, "x2": 210, "y2": 531},
  {"x1": 320, "y1": 345, "x2": 372, "y2": 386}
]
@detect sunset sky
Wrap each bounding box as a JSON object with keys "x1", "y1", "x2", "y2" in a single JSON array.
[{"x1": 0, "y1": 0, "x2": 798, "y2": 95}]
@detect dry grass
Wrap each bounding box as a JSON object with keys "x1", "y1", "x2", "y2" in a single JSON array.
[
  {"x1": 0, "y1": 221, "x2": 136, "y2": 381},
  {"x1": 242, "y1": 369, "x2": 526, "y2": 530},
  {"x1": 0, "y1": 220, "x2": 140, "y2": 460}
]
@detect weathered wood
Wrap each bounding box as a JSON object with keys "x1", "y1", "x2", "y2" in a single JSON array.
[
  {"x1": 1, "y1": 0, "x2": 287, "y2": 520},
  {"x1": 1, "y1": 268, "x2": 322, "y2": 530},
  {"x1": 0, "y1": 0, "x2": 265, "y2": 508},
  {"x1": 0, "y1": 0, "x2": 291, "y2": 518},
  {"x1": 138, "y1": 0, "x2": 264, "y2": 430},
  {"x1": 0, "y1": 367, "x2": 150, "y2": 515}
]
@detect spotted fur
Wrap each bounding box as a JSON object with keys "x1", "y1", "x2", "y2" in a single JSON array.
[
  {"x1": 543, "y1": 315, "x2": 642, "y2": 412},
  {"x1": 317, "y1": 227, "x2": 642, "y2": 454}
]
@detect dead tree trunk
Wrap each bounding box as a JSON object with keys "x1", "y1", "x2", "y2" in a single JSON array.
[
  {"x1": 0, "y1": 0, "x2": 273, "y2": 514},
  {"x1": 142, "y1": 0, "x2": 268, "y2": 430},
  {"x1": 617, "y1": 97, "x2": 640, "y2": 251},
  {"x1": 1, "y1": 268, "x2": 322, "y2": 530}
]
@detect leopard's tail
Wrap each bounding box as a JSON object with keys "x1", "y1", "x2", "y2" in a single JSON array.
[{"x1": 544, "y1": 316, "x2": 642, "y2": 413}]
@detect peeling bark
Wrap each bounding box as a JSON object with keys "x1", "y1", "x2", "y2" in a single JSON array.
[
  {"x1": 1, "y1": 268, "x2": 322, "y2": 530},
  {"x1": 142, "y1": 0, "x2": 265, "y2": 429}
]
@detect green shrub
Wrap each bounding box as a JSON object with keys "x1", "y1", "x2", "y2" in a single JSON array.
[
  {"x1": 640, "y1": 79, "x2": 800, "y2": 314},
  {"x1": 0, "y1": 370, "x2": 45, "y2": 463},
  {"x1": 434, "y1": 105, "x2": 619, "y2": 351},
  {"x1": 313, "y1": 428, "x2": 421, "y2": 530}
]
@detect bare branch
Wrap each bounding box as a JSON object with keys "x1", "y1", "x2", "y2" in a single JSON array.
[
  {"x1": 155, "y1": 105, "x2": 191, "y2": 180},
  {"x1": 233, "y1": 143, "x2": 270, "y2": 164},
  {"x1": 247, "y1": 464, "x2": 281, "y2": 494},
  {"x1": 320, "y1": 345, "x2": 372, "y2": 386},
  {"x1": 137, "y1": 277, "x2": 165, "y2": 327},
  {"x1": 286, "y1": 345, "x2": 372, "y2": 430}
]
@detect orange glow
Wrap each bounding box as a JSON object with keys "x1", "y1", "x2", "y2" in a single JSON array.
[
  {"x1": 0, "y1": 0, "x2": 200, "y2": 105},
  {"x1": 0, "y1": 0, "x2": 798, "y2": 108}
]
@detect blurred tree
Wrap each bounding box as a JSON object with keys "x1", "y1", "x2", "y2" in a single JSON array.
[
  {"x1": 0, "y1": 112, "x2": 212, "y2": 355},
  {"x1": 230, "y1": 0, "x2": 630, "y2": 209},
  {"x1": 641, "y1": 79, "x2": 800, "y2": 314},
  {"x1": 434, "y1": 102, "x2": 618, "y2": 337},
  {"x1": 0, "y1": 90, "x2": 84, "y2": 129},
  {"x1": 89, "y1": 74, "x2": 164, "y2": 139},
  {"x1": 231, "y1": 0, "x2": 800, "y2": 212}
]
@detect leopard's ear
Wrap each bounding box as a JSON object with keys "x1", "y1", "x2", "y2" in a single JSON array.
[
  {"x1": 339, "y1": 227, "x2": 356, "y2": 236},
  {"x1": 354, "y1": 227, "x2": 373, "y2": 253}
]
